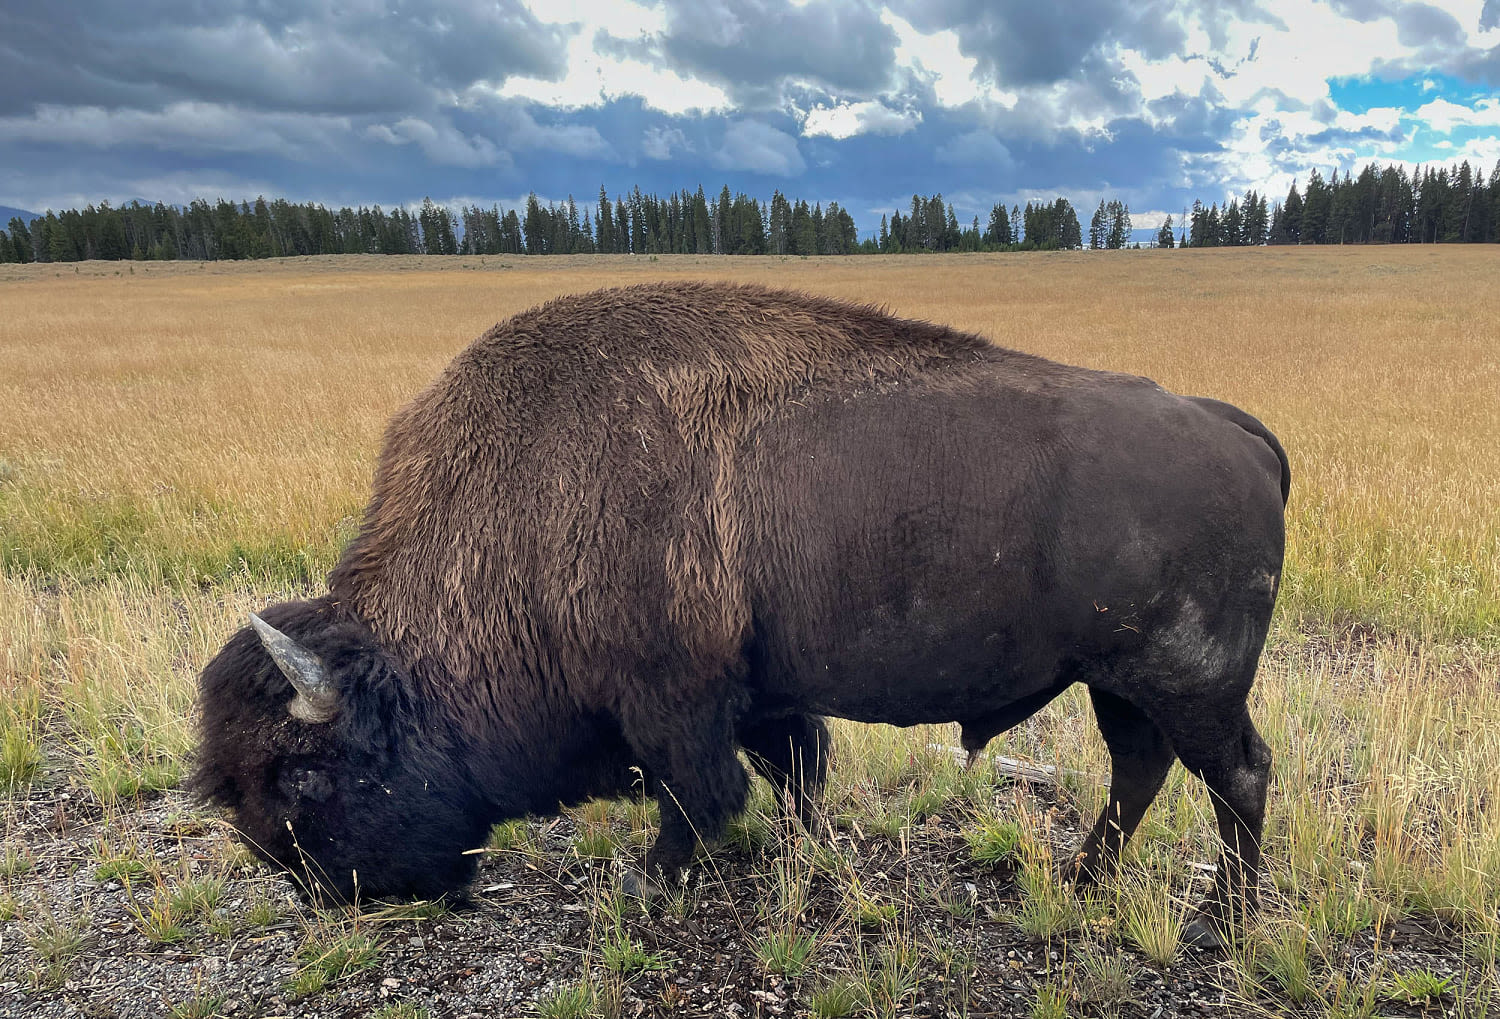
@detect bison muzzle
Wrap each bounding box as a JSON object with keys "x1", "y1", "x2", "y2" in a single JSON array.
[{"x1": 194, "y1": 282, "x2": 1289, "y2": 947}]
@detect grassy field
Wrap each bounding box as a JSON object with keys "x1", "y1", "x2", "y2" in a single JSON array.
[{"x1": 1, "y1": 249, "x2": 1497, "y2": 1017}]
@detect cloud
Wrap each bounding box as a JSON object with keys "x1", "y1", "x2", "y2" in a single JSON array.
[
  {"x1": 18, "y1": 169, "x2": 279, "y2": 214},
  {"x1": 1412, "y1": 96, "x2": 1500, "y2": 132},
  {"x1": 367, "y1": 117, "x2": 507, "y2": 168},
  {"x1": 712, "y1": 120, "x2": 806, "y2": 176},
  {"x1": 0, "y1": 103, "x2": 351, "y2": 158},
  {"x1": 655, "y1": 0, "x2": 902, "y2": 106},
  {"x1": 802, "y1": 101, "x2": 921, "y2": 140},
  {"x1": 1, "y1": 0, "x2": 1498, "y2": 233},
  {"x1": 497, "y1": 27, "x2": 732, "y2": 115},
  {"x1": 882, "y1": 10, "x2": 991, "y2": 108},
  {"x1": 641, "y1": 125, "x2": 690, "y2": 160},
  {"x1": 889, "y1": 0, "x2": 1192, "y2": 89},
  {"x1": 372, "y1": 102, "x2": 620, "y2": 166},
  {"x1": 1393, "y1": 4, "x2": 1464, "y2": 47},
  {"x1": 0, "y1": 0, "x2": 569, "y2": 117},
  {"x1": 935, "y1": 131, "x2": 1015, "y2": 170}
]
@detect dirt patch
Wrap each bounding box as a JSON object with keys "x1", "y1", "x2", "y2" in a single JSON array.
[{"x1": 1, "y1": 778, "x2": 1489, "y2": 1019}]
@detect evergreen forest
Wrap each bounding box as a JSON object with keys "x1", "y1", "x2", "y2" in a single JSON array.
[{"x1": 2, "y1": 159, "x2": 1497, "y2": 264}]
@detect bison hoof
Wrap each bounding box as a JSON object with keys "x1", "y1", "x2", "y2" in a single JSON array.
[
  {"x1": 620, "y1": 867, "x2": 666, "y2": 902},
  {"x1": 1182, "y1": 915, "x2": 1228, "y2": 950},
  {"x1": 1062, "y1": 851, "x2": 1105, "y2": 890}
]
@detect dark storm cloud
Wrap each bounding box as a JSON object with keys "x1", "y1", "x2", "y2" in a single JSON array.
[
  {"x1": 2, "y1": 0, "x2": 1499, "y2": 231},
  {"x1": 1144, "y1": 89, "x2": 1241, "y2": 151},
  {"x1": 0, "y1": 0, "x2": 568, "y2": 117},
  {"x1": 1393, "y1": 4, "x2": 1464, "y2": 47},
  {"x1": 890, "y1": 0, "x2": 1190, "y2": 88},
  {"x1": 652, "y1": 0, "x2": 900, "y2": 105},
  {"x1": 1450, "y1": 43, "x2": 1500, "y2": 85}
]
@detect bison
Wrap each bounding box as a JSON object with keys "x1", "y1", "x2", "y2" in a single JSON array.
[{"x1": 194, "y1": 282, "x2": 1289, "y2": 946}]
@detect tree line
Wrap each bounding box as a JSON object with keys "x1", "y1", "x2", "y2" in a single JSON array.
[
  {"x1": 1166, "y1": 160, "x2": 1500, "y2": 247},
  {"x1": 2, "y1": 158, "x2": 1497, "y2": 264}
]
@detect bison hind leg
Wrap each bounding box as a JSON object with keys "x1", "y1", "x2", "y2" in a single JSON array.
[
  {"x1": 1171, "y1": 705, "x2": 1272, "y2": 948},
  {"x1": 739, "y1": 713, "x2": 829, "y2": 830},
  {"x1": 1072, "y1": 688, "x2": 1176, "y2": 885}
]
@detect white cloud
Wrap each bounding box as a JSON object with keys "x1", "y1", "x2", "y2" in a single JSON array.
[
  {"x1": 1413, "y1": 97, "x2": 1500, "y2": 132},
  {"x1": 642, "y1": 125, "x2": 690, "y2": 160},
  {"x1": 0, "y1": 103, "x2": 350, "y2": 159},
  {"x1": 712, "y1": 120, "x2": 806, "y2": 176},
  {"x1": 801, "y1": 100, "x2": 920, "y2": 140},
  {"x1": 366, "y1": 117, "x2": 507, "y2": 168},
  {"x1": 881, "y1": 10, "x2": 999, "y2": 109},
  {"x1": 493, "y1": 5, "x2": 731, "y2": 115}
]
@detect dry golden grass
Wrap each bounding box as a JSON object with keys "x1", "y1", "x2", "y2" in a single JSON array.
[
  {"x1": 2, "y1": 248, "x2": 1496, "y2": 637},
  {"x1": 0, "y1": 248, "x2": 1497, "y2": 1011}
]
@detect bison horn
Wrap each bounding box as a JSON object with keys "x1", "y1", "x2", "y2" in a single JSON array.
[{"x1": 249, "y1": 613, "x2": 338, "y2": 723}]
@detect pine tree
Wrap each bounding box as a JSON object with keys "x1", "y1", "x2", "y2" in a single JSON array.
[
  {"x1": 1222, "y1": 200, "x2": 1243, "y2": 247},
  {"x1": 7, "y1": 218, "x2": 33, "y2": 262},
  {"x1": 1156, "y1": 215, "x2": 1175, "y2": 249},
  {"x1": 1489, "y1": 160, "x2": 1500, "y2": 242},
  {"x1": 1089, "y1": 201, "x2": 1107, "y2": 249},
  {"x1": 691, "y1": 186, "x2": 712, "y2": 254},
  {"x1": 1280, "y1": 181, "x2": 1303, "y2": 244},
  {"x1": 46, "y1": 213, "x2": 75, "y2": 261},
  {"x1": 1056, "y1": 199, "x2": 1082, "y2": 249},
  {"x1": 984, "y1": 203, "x2": 1010, "y2": 247},
  {"x1": 1300, "y1": 169, "x2": 1330, "y2": 244},
  {"x1": 596, "y1": 187, "x2": 614, "y2": 253},
  {"x1": 1106, "y1": 201, "x2": 1130, "y2": 249}
]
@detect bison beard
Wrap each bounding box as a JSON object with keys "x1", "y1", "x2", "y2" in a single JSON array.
[{"x1": 194, "y1": 281, "x2": 1289, "y2": 947}]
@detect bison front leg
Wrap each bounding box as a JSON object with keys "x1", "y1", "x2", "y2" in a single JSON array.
[
  {"x1": 621, "y1": 695, "x2": 749, "y2": 900},
  {"x1": 739, "y1": 713, "x2": 829, "y2": 830}
]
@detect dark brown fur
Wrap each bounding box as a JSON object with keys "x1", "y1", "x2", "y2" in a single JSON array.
[{"x1": 197, "y1": 282, "x2": 1289, "y2": 941}]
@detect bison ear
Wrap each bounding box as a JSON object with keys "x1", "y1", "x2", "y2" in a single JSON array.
[{"x1": 249, "y1": 613, "x2": 339, "y2": 724}]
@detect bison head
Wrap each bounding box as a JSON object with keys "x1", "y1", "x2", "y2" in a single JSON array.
[{"x1": 192, "y1": 599, "x2": 489, "y2": 903}]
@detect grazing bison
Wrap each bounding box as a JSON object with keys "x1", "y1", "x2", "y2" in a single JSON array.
[{"x1": 194, "y1": 282, "x2": 1289, "y2": 945}]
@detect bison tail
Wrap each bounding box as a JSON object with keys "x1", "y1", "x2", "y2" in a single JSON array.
[{"x1": 1188, "y1": 396, "x2": 1291, "y2": 507}]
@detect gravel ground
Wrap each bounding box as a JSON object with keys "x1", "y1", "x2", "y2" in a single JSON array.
[{"x1": 0, "y1": 777, "x2": 1491, "y2": 1019}]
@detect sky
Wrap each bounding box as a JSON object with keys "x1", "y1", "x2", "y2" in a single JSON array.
[{"x1": 1, "y1": 0, "x2": 1498, "y2": 235}]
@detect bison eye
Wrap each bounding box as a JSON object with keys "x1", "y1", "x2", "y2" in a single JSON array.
[{"x1": 278, "y1": 765, "x2": 334, "y2": 803}]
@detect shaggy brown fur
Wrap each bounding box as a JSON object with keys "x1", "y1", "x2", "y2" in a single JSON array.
[{"x1": 335, "y1": 285, "x2": 1003, "y2": 713}]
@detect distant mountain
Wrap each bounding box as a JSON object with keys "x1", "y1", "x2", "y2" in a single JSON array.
[{"x1": 0, "y1": 205, "x2": 40, "y2": 226}]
